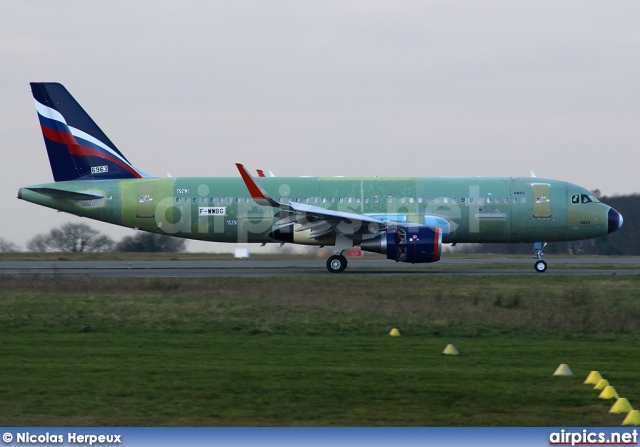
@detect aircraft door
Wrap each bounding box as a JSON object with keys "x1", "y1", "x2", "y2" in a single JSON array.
[
  {"x1": 532, "y1": 183, "x2": 551, "y2": 218},
  {"x1": 137, "y1": 184, "x2": 155, "y2": 218}
]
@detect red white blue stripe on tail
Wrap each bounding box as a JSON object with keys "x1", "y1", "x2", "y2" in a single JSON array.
[{"x1": 31, "y1": 82, "x2": 153, "y2": 181}]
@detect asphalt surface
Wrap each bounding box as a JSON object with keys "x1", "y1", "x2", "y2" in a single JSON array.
[{"x1": 1, "y1": 257, "x2": 639, "y2": 277}]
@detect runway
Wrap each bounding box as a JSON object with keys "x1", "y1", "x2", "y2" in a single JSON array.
[{"x1": 1, "y1": 257, "x2": 639, "y2": 277}]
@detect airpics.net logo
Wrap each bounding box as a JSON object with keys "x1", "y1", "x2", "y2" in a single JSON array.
[{"x1": 549, "y1": 429, "x2": 638, "y2": 446}]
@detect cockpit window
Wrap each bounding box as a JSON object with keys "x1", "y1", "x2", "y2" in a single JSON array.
[{"x1": 571, "y1": 194, "x2": 595, "y2": 204}]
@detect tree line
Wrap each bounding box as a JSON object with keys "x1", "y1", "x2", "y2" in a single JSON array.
[{"x1": 0, "y1": 223, "x2": 187, "y2": 253}]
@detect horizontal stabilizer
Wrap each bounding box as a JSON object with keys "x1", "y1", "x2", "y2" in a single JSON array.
[{"x1": 25, "y1": 187, "x2": 104, "y2": 201}]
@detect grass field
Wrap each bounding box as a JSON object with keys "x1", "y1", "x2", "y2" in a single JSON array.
[{"x1": 1, "y1": 273, "x2": 640, "y2": 426}]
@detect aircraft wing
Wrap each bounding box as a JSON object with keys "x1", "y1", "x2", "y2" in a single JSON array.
[
  {"x1": 275, "y1": 201, "x2": 386, "y2": 238},
  {"x1": 236, "y1": 163, "x2": 385, "y2": 239}
]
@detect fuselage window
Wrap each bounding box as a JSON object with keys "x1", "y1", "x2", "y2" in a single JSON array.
[
  {"x1": 571, "y1": 194, "x2": 580, "y2": 204},
  {"x1": 296, "y1": 197, "x2": 300, "y2": 203},
  {"x1": 364, "y1": 197, "x2": 369, "y2": 203},
  {"x1": 460, "y1": 198, "x2": 465, "y2": 203},
  {"x1": 339, "y1": 198, "x2": 344, "y2": 203},
  {"x1": 236, "y1": 198, "x2": 240, "y2": 203},
  {"x1": 418, "y1": 197, "x2": 422, "y2": 204},
  {"x1": 184, "y1": 198, "x2": 189, "y2": 203},
  {"x1": 469, "y1": 198, "x2": 473, "y2": 203},
  {"x1": 356, "y1": 197, "x2": 360, "y2": 203},
  {"x1": 504, "y1": 198, "x2": 509, "y2": 203},
  {"x1": 245, "y1": 198, "x2": 249, "y2": 203},
  {"x1": 209, "y1": 198, "x2": 215, "y2": 203},
  {"x1": 175, "y1": 198, "x2": 180, "y2": 203},
  {"x1": 478, "y1": 198, "x2": 483, "y2": 203},
  {"x1": 193, "y1": 198, "x2": 197, "y2": 203},
  {"x1": 426, "y1": 198, "x2": 431, "y2": 203},
  {"x1": 435, "y1": 198, "x2": 440, "y2": 203},
  {"x1": 313, "y1": 197, "x2": 318, "y2": 203},
  {"x1": 322, "y1": 197, "x2": 327, "y2": 203},
  {"x1": 512, "y1": 198, "x2": 517, "y2": 203},
  {"x1": 388, "y1": 196, "x2": 393, "y2": 204},
  {"x1": 202, "y1": 198, "x2": 206, "y2": 203},
  {"x1": 401, "y1": 197, "x2": 406, "y2": 204},
  {"x1": 374, "y1": 196, "x2": 379, "y2": 204},
  {"x1": 452, "y1": 198, "x2": 457, "y2": 203},
  {"x1": 304, "y1": 198, "x2": 309, "y2": 203},
  {"x1": 227, "y1": 197, "x2": 232, "y2": 203},
  {"x1": 409, "y1": 197, "x2": 414, "y2": 204},
  {"x1": 330, "y1": 197, "x2": 335, "y2": 203}
]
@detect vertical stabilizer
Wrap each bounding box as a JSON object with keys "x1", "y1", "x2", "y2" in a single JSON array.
[{"x1": 31, "y1": 82, "x2": 152, "y2": 181}]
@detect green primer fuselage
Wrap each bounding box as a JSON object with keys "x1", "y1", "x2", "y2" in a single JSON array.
[{"x1": 19, "y1": 176, "x2": 611, "y2": 245}]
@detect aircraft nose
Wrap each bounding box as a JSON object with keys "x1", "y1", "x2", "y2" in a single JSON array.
[{"x1": 608, "y1": 207, "x2": 623, "y2": 234}]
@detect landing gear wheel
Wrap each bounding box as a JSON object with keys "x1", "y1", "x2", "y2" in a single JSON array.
[
  {"x1": 327, "y1": 255, "x2": 348, "y2": 273},
  {"x1": 534, "y1": 260, "x2": 547, "y2": 273}
]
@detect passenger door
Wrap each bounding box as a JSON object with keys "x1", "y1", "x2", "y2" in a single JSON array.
[{"x1": 531, "y1": 183, "x2": 551, "y2": 218}]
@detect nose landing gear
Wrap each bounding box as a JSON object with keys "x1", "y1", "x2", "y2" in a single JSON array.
[{"x1": 533, "y1": 242, "x2": 547, "y2": 273}]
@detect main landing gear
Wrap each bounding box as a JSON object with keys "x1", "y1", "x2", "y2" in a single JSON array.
[
  {"x1": 533, "y1": 242, "x2": 547, "y2": 273},
  {"x1": 327, "y1": 254, "x2": 348, "y2": 273},
  {"x1": 326, "y1": 234, "x2": 351, "y2": 273}
]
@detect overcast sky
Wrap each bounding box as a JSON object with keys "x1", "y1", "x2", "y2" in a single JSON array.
[{"x1": 2, "y1": 1, "x2": 639, "y2": 250}]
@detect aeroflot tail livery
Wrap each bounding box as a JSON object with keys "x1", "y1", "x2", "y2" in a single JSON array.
[{"x1": 19, "y1": 83, "x2": 623, "y2": 273}]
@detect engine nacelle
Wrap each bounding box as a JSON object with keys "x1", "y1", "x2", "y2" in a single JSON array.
[{"x1": 360, "y1": 225, "x2": 442, "y2": 263}]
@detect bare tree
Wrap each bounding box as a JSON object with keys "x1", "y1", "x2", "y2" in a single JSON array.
[
  {"x1": 115, "y1": 232, "x2": 188, "y2": 253},
  {"x1": 26, "y1": 234, "x2": 50, "y2": 252},
  {"x1": 27, "y1": 223, "x2": 114, "y2": 252},
  {"x1": 0, "y1": 237, "x2": 20, "y2": 252}
]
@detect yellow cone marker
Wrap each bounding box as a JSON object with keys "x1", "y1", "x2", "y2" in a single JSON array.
[
  {"x1": 599, "y1": 385, "x2": 619, "y2": 400},
  {"x1": 584, "y1": 370, "x2": 602, "y2": 385},
  {"x1": 622, "y1": 410, "x2": 640, "y2": 426},
  {"x1": 442, "y1": 344, "x2": 459, "y2": 355},
  {"x1": 594, "y1": 379, "x2": 609, "y2": 390},
  {"x1": 389, "y1": 328, "x2": 400, "y2": 337},
  {"x1": 610, "y1": 398, "x2": 633, "y2": 414},
  {"x1": 553, "y1": 364, "x2": 573, "y2": 376}
]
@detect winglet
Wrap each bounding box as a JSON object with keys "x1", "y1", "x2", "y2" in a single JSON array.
[
  {"x1": 256, "y1": 169, "x2": 265, "y2": 177},
  {"x1": 236, "y1": 163, "x2": 279, "y2": 207}
]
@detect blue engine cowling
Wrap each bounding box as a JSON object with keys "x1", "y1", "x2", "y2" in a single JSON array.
[{"x1": 360, "y1": 225, "x2": 443, "y2": 263}]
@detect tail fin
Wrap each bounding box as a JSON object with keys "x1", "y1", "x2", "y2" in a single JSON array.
[{"x1": 31, "y1": 82, "x2": 153, "y2": 181}]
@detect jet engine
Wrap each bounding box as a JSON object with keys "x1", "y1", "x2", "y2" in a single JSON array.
[{"x1": 360, "y1": 225, "x2": 442, "y2": 263}]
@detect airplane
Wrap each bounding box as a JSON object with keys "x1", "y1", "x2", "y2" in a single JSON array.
[{"x1": 18, "y1": 82, "x2": 623, "y2": 273}]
